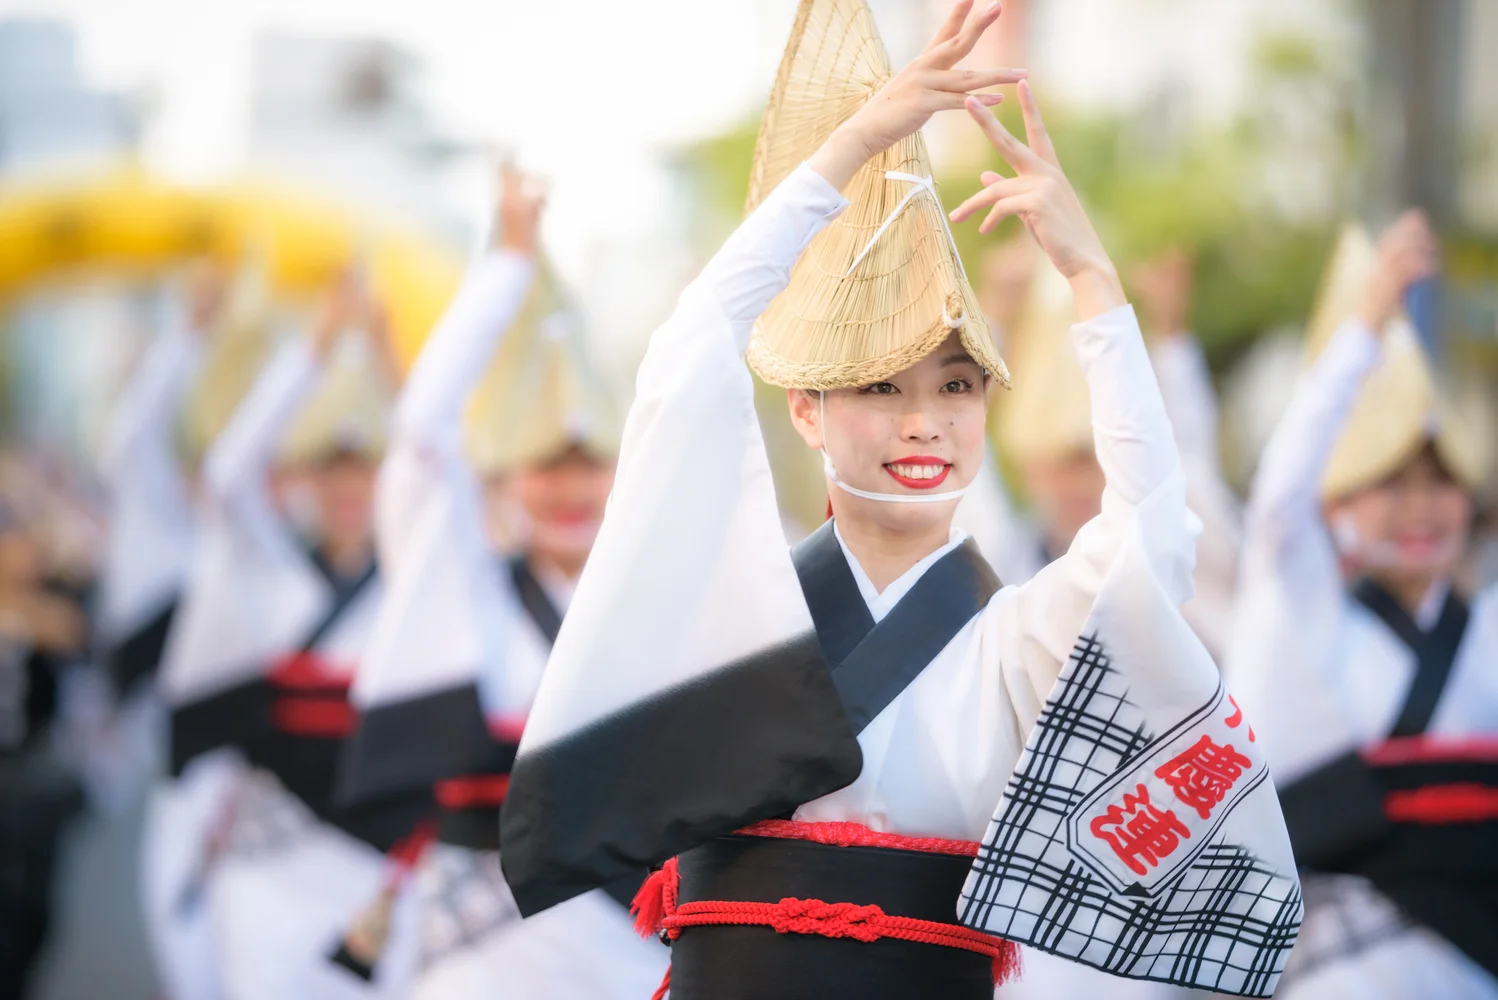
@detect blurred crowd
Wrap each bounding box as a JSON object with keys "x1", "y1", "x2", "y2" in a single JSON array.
[{"x1": 0, "y1": 3, "x2": 1495, "y2": 1000}]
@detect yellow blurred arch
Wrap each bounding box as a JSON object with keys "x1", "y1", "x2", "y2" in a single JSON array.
[{"x1": 0, "y1": 166, "x2": 463, "y2": 369}]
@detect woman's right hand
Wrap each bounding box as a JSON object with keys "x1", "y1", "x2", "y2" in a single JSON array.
[
  {"x1": 493, "y1": 163, "x2": 547, "y2": 258},
  {"x1": 807, "y1": 0, "x2": 1024, "y2": 192},
  {"x1": 1356, "y1": 209, "x2": 1438, "y2": 335}
]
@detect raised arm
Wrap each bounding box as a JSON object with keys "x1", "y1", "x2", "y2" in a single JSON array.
[
  {"x1": 1245, "y1": 211, "x2": 1437, "y2": 557},
  {"x1": 102, "y1": 280, "x2": 212, "y2": 485},
  {"x1": 201, "y1": 277, "x2": 359, "y2": 524},
  {"x1": 951, "y1": 82, "x2": 1188, "y2": 709}
]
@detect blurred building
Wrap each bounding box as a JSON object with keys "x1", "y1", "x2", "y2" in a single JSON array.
[
  {"x1": 0, "y1": 19, "x2": 138, "y2": 178},
  {"x1": 247, "y1": 32, "x2": 469, "y2": 245}
]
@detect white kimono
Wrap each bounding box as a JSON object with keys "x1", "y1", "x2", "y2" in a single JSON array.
[
  {"x1": 1228, "y1": 319, "x2": 1498, "y2": 999},
  {"x1": 343, "y1": 250, "x2": 667, "y2": 1000},
  {"x1": 149, "y1": 339, "x2": 388, "y2": 1000},
  {"x1": 1151, "y1": 334, "x2": 1243, "y2": 661},
  {"x1": 92, "y1": 313, "x2": 200, "y2": 797},
  {"x1": 504, "y1": 163, "x2": 1301, "y2": 997}
]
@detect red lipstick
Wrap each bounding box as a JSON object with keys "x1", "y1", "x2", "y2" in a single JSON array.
[{"x1": 882, "y1": 456, "x2": 952, "y2": 490}]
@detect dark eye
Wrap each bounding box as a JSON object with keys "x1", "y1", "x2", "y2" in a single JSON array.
[
  {"x1": 942, "y1": 378, "x2": 974, "y2": 394},
  {"x1": 858, "y1": 381, "x2": 899, "y2": 396}
]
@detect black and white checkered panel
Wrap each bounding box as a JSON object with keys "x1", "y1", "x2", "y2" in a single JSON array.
[
  {"x1": 1279, "y1": 873, "x2": 1413, "y2": 987},
  {"x1": 959, "y1": 635, "x2": 1303, "y2": 998},
  {"x1": 417, "y1": 845, "x2": 523, "y2": 968},
  {"x1": 224, "y1": 771, "x2": 318, "y2": 860}
]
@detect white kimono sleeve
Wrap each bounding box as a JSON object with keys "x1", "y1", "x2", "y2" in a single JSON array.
[
  {"x1": 96, "y1": 313, "x2": 201, "y2": 675},
  {"x1": 1227, "y1": 320, "x2": 1382, "y2": 779},
  {"x1": 159, "y1": 340, "x2": 328, "y2": 713},
  {"x1": 1151, "y1": 333, "x2": 1244, "y2": 657},
  {"x1": 501, "y1": 164, "x2": 864, "y2": 916},
  {"x1": 960, "y1": 309, "x2": 1304, "y2": 998},
  {"x1": 339, "y1": 251, "x2": 537, "y2": 806}
]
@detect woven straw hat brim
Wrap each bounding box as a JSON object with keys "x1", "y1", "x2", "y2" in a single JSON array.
[
  {"x1": 1308, "y1": 225, "x2": 1486, "y2": 498},
  {"x1": 181, "y1": 261, "x2": 276, "y2": 461},
  {"x1": 995, "y1": 259, "x2": 1089, "y2": 464},
  {"x1": 467, "y1": 260, "x2": 623, "y2": 474},
  {"x1": 280, "y1": 339, "x2": 392, "y2": 466},
  {"x1": 744, "y1": 0, "x2": 1008, "y2": 392}
]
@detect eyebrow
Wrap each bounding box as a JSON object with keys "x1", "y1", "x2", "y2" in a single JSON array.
[{"x1": 940, "y1": 353, "x2": 981, "y2": 367}]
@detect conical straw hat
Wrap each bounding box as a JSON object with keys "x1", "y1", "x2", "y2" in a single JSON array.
[
  {"x1": 995, "y1": 259, "x2": 1089, "y2": 464},
  {"x1": 181, "y1": 255, "x2": 276, "y2": 461},
  {"x1": 280, "y1": 334, "x2": 392, "y2": 465},
  {"x1": 467, "y1": 260, "x2": 622, "y2": 474},
  {"x1": 1308, "y1": 225, "x2": 1485, "y2": 498},
  {"x1": 743, "y1": 0, "x2": 1008, "y2": 391}
]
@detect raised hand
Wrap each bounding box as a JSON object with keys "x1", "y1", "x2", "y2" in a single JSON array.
[
  {"x1": 184, "y1": 260, "x2": 230, "y2": 334},
  {"x1": 1129, "y1": 249, "x2": 1196, "y2": 339},
  {"x1": 492, "y1": 163, "x2": 547, "y2": 258},
  {"x1": 949, "y1": 80, "x2": 1124, "y2": 319},
  {"x1": 1356, "y1": 210, "x2": 1438, "y2": 334},
  {"x1": 310, "y1": 268, "x2": 369, "y2": 360},
  {"x1": 807, "y1": 0, "x2": 1025, "y2": 191}
]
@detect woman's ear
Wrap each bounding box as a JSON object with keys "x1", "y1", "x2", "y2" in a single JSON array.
[{"x1": 786, "y1": 389, "x2": 825, "y2": 451}]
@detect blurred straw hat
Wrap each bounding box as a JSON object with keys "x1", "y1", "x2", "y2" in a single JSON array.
[
  {"x1": 995, "y1": 259, "x2": 1088, "y2": 464},
  {"x1": 467, "y1": 259, "x2": 622, "y2": 473},
  {"x1": 1308, "y1": 224, "x2": 1484, "y2": 499}
]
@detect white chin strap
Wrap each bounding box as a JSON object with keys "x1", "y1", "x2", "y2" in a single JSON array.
[{"x1": 819, "y1": 392, "x2": 969, "y2": 506}]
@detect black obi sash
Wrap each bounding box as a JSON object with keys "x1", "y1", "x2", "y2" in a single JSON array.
[
  {"x1": 669, "y1": 835, "x2": 994, "y2": 1000},
  {"x1": 1277, "y1": 579, "x2": 1498, "y2": 977},
  {"x1": 169, "y1": 554, "x2": 408, "y2": 848},
  {"x1": 661, "y1": 525, "x2": 1004, "y2": 997}
]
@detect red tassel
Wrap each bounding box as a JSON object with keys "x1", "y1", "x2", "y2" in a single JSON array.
[
  {"x1": 992, "y1": 942, "x2": 1022, "y2": 986},
  {"x1": 631, "y1": 866, "x2": 669, "y2": 939},
  {"x1": 649, "y1": 967, "x2": 671, "y2": 1000}
]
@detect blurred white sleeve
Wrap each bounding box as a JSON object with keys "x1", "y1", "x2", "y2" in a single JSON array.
[{"x1": 994, "y1": 305, "x2": 1198, "y2": 727}]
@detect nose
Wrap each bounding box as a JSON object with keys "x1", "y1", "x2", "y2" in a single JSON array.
[{"x1": 897, "y1": 405, "x2": 942, "y2": 443}]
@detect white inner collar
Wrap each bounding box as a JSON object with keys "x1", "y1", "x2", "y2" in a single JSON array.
[
  {"x1": 1414, "y1": 577, "x2": 1451, "y2": 632},
  {"x1": 831, "y1": 521, "x2": 967, "y2": 623}
]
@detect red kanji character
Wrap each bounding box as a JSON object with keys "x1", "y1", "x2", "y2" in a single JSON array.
[
  {"x1": 1155, "y1": 735, "x2": 1253, "y2": 820},
  {"x1": 1090, "y1": 783, "x2": 1191, "y2": 877},
  {"x1": 1224, "y1": 695, "x2": 1256, "y2": 742}
]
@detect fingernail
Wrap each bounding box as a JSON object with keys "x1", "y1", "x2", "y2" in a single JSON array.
[{"x1": 987, "y1": 1, "x2": 1002, "y2": 13}]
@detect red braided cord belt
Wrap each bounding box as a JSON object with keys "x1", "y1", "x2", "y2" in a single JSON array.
[{"x1": 631, "y1": 820, "x2": 1020, "y2": 1000}]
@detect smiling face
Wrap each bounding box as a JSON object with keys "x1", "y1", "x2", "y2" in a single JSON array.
[
  {"x1": 787, "y1": 331, "x2": 989, "y2": 534},
  {"x1": 1020, "y1": 449, "x2": 1105, "y2": 555},
  {"x1": 1326, "y1": 444, "x2": 1472, "y2": 589},
  {"x1": 515, "y1": 445, "x2": 616, "y2": 578}
]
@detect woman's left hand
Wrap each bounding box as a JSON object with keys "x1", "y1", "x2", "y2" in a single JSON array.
[{"x1": 950, "y1": 80, "x2": 1125, "y2": 318}]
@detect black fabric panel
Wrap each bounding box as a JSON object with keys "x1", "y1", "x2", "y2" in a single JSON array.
[
  {"x1": 500, "y1": 632, "x2": 862, "y2": 916},
  {"x1": 1285, "y1": 750, "x2": 1498, "y2": 977},
  {"x1": 169, "y1": 678, "x2": 268, "y2": 776},
  {"x1": 1277, "y1": 751, "x2": 1391, "y2": 870},
  {"x1": 438, "y1": 804, "x2": 501, "y2": 852},
  {"x1": 326, "y1": 942, "x2": 375, "y2": 983},
  {"x1": 508, "y1": 557, "x2": 563, "y2": 646},
  {"x1": 829, "y1": 539, "x2": 998, "y2": 735},
  {"x1": 103, "y1": 598, "x2": 177, "y2": 694},
  {"x1": 669, "y1": 835, "x2": 993, "y2": 1000},
  {"x1": 1361, "y1": 759, "x2": 1498, "y2": 881},
  {"x1": 791, "y1": 522, "x2": 875, "y2": 668},
  {"x1": 1352, "y1": 578, "x2": 1470, "y2": 738},
  {"x1": 1378, "y1": 880, "x2": 1498, "y2": 980},
  {"x1": 337, "y1": 682, "x2": 497, "y2": 808}
]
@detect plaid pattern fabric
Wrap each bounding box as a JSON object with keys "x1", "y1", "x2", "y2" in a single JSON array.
[
  {"x1": 1279, "y1": 874, "x2": 1413, "y2": 986},
  {"x1": 417, "y1": 845, "x2": 522, "y2": 968},
  {"x1": 960, "y1": 634, "x2": 1302, "y2": 998},
  {"x1": 223, "y1": 770, "x2": 318, "y2": 860}
]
